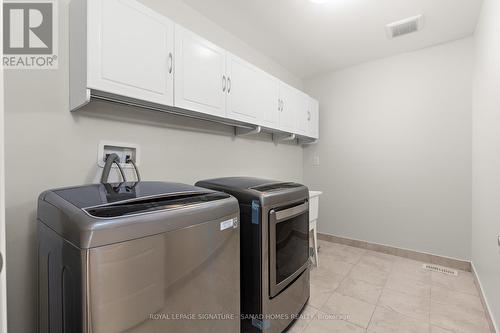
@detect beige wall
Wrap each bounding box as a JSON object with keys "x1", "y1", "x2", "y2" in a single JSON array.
[
  {"x1": 4, "y1": 1, "x2": 303, "y2": 332},
  {"x1": 304, "y1": 38, "x2": 473, "y2": 260},
  {"x1": 471, "y1": 0, "x2": 500, "y2": 329},
  {"x1": 0, "y1": 1, "x2": 7, "y2": 331}
]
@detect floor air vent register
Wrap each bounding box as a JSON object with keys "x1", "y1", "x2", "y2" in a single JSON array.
[{"x1": 422, "y1": 263, "x2": 458, "y2": 276}]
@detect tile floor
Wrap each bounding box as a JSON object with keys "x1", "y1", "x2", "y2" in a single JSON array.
[{"x1": 288, "y1": 240, "x2": 491, "y2": 333}]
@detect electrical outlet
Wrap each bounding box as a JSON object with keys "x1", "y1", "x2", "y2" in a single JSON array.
[{"x1": 98, "y1": 141, "x2": 140, "y2": 169}]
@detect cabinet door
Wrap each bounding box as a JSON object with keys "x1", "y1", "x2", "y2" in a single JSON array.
[
  {"x1": 295, "y1": 92, "x2": 312, "y2": 136},
  {"x1": 88, "y1": 0, "x2": 174, "y2": 106},
  {"x1": 226, "y1": 54, "x2": 277, "y2": 125},
  {"x1": 309, "y1": 98, "x2": 319, "y2": 139},
  {"x1": 262, "y1": 78, "x2": 280, "y2": 128},
  {"x1": 279, "y1": 83, "x2": 301, "y2": 133},
  {"x1": 174, "y1": 26, "x2": 227, "y2": 117}
]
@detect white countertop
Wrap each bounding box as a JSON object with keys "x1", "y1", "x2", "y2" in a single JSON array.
[{"x1": 309, "y1": 191, "x2": 323, "y2": 198}]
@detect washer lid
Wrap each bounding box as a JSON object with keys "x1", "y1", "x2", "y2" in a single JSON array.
[
  {"x1": 196, "y1": 177, "x2": 308, "y2": 206},
  {"x1": 84, "y1": 191, "x2": 229, "y2": 218},
  {"x1": 196, "y1": 177, "x2": 290, "y2": 191},
  {"x1": 52, "y1": 181, "x2": 211, "y2": 209},
  {"x1": 38, "y1": 181, "x2": 238, "y2": 249},
  {"x1": 249, "y1": 182, "x2": 302, "y2": 193}
]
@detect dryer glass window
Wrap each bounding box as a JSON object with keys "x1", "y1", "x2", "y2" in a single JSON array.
[
  {"x1": 275, "y1": 212, "x2": 309, "y2": 284},
  {"x1": 269, "y1": 201, "x2": 309, "y2": 297}
]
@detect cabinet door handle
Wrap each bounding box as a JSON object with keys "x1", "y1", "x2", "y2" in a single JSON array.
[
  {"x1": 227, "y1": 77, "x2": 231, "y2": 94},
  {"x1": 307, "y1": 110, "x2": 311, "y2": 121},
  {"x1": 222, "y1": 76, "x2": 227, "y2": 92},
  {"x1": 168, "y1": 53, "x2": 173, "y2": 74},
  {"x1": 0, "y1": 251, "x2": 3, "y2": 274},
  {"x1": 278, "y1": 99, "x2": 281, "y2": 111}
]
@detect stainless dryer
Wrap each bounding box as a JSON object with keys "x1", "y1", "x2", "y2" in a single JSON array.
[{"x1": 196, "y1": 177, "x2": 310, "y2": 333}]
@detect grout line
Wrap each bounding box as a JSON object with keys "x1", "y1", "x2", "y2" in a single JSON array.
[
  {"x1": 331, "y1": 247, "x2": 367, "y2": 293},
  {"x1": 317, "y1": 244, "x2": 440, "y2": 330},
  {"x1": 298, "y1": 306, "x2": 317, "y2": 333},
  {"x1": 429, "y1": 274, "x2": 432, "y2": 326},
  {"x1": 430, "y1": 266, "x2": 435, "y2": 326},
  {"x1": 312, "y1": 246, "x2": 369, "y2": 330},
  {"x1": 318, "y1": 250, "x2": 358, "y2": 308},
  {"x1": 364, "y1": 253, "x2": 437, "y2": 328},
  {"x1": 315, "y1": 245, "x2": 443, "y2": 331},
  {"x1": 365, "y1": 251, "x2": 396, "y2": 330}
]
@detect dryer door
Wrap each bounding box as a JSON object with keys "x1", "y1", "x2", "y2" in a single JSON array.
[{"x1": 269, "y1": 201, "x2": 310, "y2": 298}]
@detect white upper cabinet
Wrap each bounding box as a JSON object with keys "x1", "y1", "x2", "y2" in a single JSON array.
[
  {"x1": 295, "y1": 92, "x2": 311, "y2": 137},
  {"x1": 261, "y1": 77, "x2": 280, "y2": 129},
  {"x1": 296, "y1": 93, "x2": 319, "y2": 139},
  {"x1": 71, "y1": 0, "x2": 319, "y2": 142},
  {"x1": 278, "y1": 83, "x2": 302, "y2": 133},
  {"x1": 87, "y1": 0, "x2": 174, "y2": 106},
  {"x1": 226, "y1": 54, "x2": 277, "y2": 125},
  {"x1": 174, "y1": 26, "x2": 227, "y2": 118},
  {"x1": 309, "y1": 98, "x2": 319, "y2": 139}
]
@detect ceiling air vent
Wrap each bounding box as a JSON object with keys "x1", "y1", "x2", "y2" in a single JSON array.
[{"x1": 386, "y1": 15, "x2": 424, "y2": 38}]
